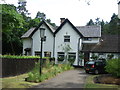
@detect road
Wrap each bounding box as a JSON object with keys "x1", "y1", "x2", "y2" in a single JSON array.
[{"x1": 31, "y1": 69, "x2": 89, "y2": 88}]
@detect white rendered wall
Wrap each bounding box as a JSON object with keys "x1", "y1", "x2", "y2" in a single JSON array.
[
  {"x1": 32, "y1": 24, "x2": 54, "y2": 57},
  {"x1": 55, "y1": 22, "x2": 81, "y2": 64},
  {"x1": 22, "y1": 38, "x2": 32, "y2": 55}
]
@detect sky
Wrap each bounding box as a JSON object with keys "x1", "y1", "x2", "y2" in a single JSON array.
[{"x1": 1, "y1": 0, "x2": 119, "y2": 26}]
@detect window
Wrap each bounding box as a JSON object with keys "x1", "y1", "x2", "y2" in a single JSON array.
[
  {"x1": 68, "y1": 52, "x2": 76, "y2": 60},
  {"x1": 57, "y1": 52, "x2": 64, "y2": 61},
  {"x1": 84, "y1": 37, "x2": 92, "y2": 41},
  {"x1": 44, "y1": 52, "x2": 51, "y2": 57},
  {"x1": 35, "y1": 51, "x2": 41, "y2": 56},
  {"x1": 64, "y1": 36, "x2": 70, "y2": 42}
]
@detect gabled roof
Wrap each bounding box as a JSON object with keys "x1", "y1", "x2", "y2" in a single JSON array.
[
  {"x1": 54, "y1": 19, "x2": 84, "y2": 37},
  {"x1": 21, "y1": 27, "x2": 36, "y2": 38},
  {"x1": 81, "y1": 35, "x2": 120, "y2": 53},
  {"x1": 21, "y1": 20, "x2": 56, "y2": 39},
  {"x1": 76, "y1": 26, "x2": 101, "y2": 37}
]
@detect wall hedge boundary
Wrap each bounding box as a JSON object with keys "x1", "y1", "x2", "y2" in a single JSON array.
[{"x1": 2, "y1": 58, "x2": 40, "y2": 77}]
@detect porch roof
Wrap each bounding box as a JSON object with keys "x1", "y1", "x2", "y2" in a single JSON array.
[{"x1": 81, "y1": 35, "x2": 120, "y2": 53}]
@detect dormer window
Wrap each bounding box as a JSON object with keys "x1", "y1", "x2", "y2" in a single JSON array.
[
  {"x1": 64, "y1": 35, "x2": 70, "y2": 42},
  {"x1": 83, "y1": 37, "x2": 92, "y2": 41}
]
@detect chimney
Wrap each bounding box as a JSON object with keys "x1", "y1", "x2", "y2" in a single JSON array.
[
  {"x1": 60, "y1": 18, "x2": 65, "y2": 24},
  {"x1": 118, "y1": 1, "x2": 120, "y2": 19}
]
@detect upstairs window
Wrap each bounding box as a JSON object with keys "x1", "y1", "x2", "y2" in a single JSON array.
[{"x1": 64, "y1": 36, "x2": 70, "y2": 42}]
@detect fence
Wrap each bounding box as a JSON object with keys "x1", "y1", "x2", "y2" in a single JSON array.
[{"x1": 2, "y1": 58, "x2": 39, "y2": 77}]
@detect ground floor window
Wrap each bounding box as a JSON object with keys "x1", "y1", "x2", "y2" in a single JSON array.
[
  {"x1": 68, "y1": 52, "x2": 76, "y2": 60},
  {"x1": 57, "y1": 52, "x2": 64, "y2": 61},
  {"x1": 44, "y1": 52, "x2": 51, "y2": 57},
  {"x1": 35, "y1": 51, "x2": 41, "y2": 56},
  {"x1": 68, "y1": 52, "x2": 76, "y2": 64}
]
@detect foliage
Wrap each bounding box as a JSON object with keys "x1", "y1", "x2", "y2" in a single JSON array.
[
  {"x1": 86, "y1": 13, "x2": 120, "y2": 35},
  {"x1": 107, "y1": 54, "x2": 114, "y2": 60},
  {"x1": 105, "y1": 59, "x2": 120, "y2": 77},
  {"x1": 85, "y1": 75, "x2": 119, "y2": 88},
  {"x1": 90, "y1": 53, "x2": 98, "y2": 60},
  {"x1": 2, "y1": 73, "x2": 39, "y2": 88},
  {"x1": 1, "y1": 55, "x2": 51, "y2": 59},
  {"x1": 26, "y1": 61, "x2": 74, "y2": 82},
  {"x1": 2, "y1": 4, "x2": 56, "y2": 55},
  {"x1": 2, "y1": 4, "x2": 26, "y2": 55},
  {"x1": 58, "y1": 44, "x2": 72, "y2": 64},
  {"x1": 17, "y1": 0, "x2": 30, "y2": 15}
]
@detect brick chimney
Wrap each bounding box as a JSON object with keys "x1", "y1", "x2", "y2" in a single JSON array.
[{"x1": 60, "y1": 18, "x2": 65, "y2": 24}]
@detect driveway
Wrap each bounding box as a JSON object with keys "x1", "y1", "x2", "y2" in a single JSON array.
[{"x1": 31, "y1": 69, "x2": 89, "y2": 88}]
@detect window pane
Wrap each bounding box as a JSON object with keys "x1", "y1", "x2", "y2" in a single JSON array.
[
  {"x1": 58, "y1": 52, "x2": 64, "y2": 61},
  {"x1": 64, "y1": 36, "x2": 70, "y2": 42},
  {"x1": 35, "y1": 51, "x2": 41, "y2": 56}
]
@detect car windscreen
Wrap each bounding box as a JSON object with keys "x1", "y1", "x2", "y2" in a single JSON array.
[{"x1": 87, "y1": 61, "x2": 95, "y2": 64}]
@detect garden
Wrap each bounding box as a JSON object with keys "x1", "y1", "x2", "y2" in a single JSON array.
[
  {"x1": 85, "y1": 58, "x2": 120, "y2": 88},
  {"x1": 1, "y1": 55, "x2": 74, "y2": 88}
]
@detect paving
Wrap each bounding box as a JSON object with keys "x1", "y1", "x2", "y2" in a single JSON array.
[{"x1": 31, "y1": 69, "x2": 89, "y2": 88}]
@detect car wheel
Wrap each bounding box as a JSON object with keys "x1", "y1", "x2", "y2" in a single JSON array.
[{"x1": 94, "y1": 70, "x2": 99, "y2": 74}]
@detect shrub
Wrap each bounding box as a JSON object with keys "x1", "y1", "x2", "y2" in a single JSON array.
[
  {"x1": 26, "y1": 62, "x2": 74, "y2": 83},
  {"x1": 105, "y1": 59, "x2": 120, "y2": 77}
]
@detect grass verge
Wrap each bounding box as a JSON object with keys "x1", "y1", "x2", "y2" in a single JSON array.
[
  {"x1": 2, "y1": 73, "x2": 39, "y2": 88},
  {"x1": 85, "y1": 75, "x2": 120, "y2": 89}
]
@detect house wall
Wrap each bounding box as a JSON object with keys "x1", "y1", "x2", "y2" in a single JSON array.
[
  {"x1": 32, "y1": 24, "x2": 54, "y2": 57},
  {"x1": 23, "y1": 38, "x2": 32, "y2": 55},
  {"x1": 118, "y1": 2, "x2": 120, "y2": 19},
  {"x1": 54, "y1": 22, "x2": 82, "y2": 64},
  {"x1": 82, "y1": 37, "x2": 100, "y2": 43}
]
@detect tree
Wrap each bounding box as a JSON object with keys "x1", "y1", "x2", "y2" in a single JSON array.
[
  {"x1": 86, "y1": 19, "x2": 94, "y2": 26},
  {"x1": 17, "y1": 0, "x2": 30, "y2": 16},
  {"x1": 2, "y1": 4, "x2": 25, "y2": 54},
  {"x1": 35, "y1": 11, "x2": 46, "y2": 20},
  {"x1": 58, "y1": 44, "x2": 72, "y2": 64}
]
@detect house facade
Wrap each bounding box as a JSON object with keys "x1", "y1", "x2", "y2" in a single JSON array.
[{"x1": 21, "y1": 18, "x2": 119, "y2": 66}]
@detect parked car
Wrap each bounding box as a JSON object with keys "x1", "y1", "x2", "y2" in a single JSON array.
[{"x1": 84, "y1": 60, "x2": 106, "y2": 74}]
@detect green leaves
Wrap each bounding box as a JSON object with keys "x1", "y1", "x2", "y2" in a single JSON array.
[{"x1": 105, "y1": 59, "x2": 120, "y2": 77}]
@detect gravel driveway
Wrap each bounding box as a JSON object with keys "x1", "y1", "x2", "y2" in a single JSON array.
[{"x1": 31, "y1": 69, "x2": 88, "y2": 88}]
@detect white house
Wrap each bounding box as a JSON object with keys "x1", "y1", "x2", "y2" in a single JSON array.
[
  {"x1": 118, "y1": 1, "x2": 120, "y2": 19},
  {"x1": 21, "y1": 18, "x2": 120, "y2": 66},
  {"x1": 21, "y1": 21, "x2": 55, "y2": 57}
]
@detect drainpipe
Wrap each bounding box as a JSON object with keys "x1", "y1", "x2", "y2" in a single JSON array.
[{"x1": 77, "y1": 38, "x2": 82, "y2": 66}]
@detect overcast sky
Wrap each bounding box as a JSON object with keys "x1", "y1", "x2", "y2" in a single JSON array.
[{"x1": 1, "y1": 0, "x2": 119, "y2": 26}]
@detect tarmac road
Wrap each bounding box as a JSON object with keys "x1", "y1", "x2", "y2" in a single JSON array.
[{"x1": 31, "y1": 69, "x2": 89, "y2": 88}]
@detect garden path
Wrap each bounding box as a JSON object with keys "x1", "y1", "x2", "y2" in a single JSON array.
[{"x1": 31, "y1": 69, "x2": 88, "y2": 88}]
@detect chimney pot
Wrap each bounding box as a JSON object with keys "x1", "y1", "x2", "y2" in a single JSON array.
[{"x1": 60, "y1": 18, "x2": 65, "y2": 24}]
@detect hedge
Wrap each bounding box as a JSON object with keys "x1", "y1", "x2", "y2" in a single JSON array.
[{"x1": 1, "y1": 55, "x2": 55, "y2": 77}]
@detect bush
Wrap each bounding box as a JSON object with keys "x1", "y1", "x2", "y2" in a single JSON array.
[
  {"x1": 105, "y1": 59, "x2": 120, "y2": 77},
  {"x1": 26, "y1": 62, "x2": 74, "y2": 83}
]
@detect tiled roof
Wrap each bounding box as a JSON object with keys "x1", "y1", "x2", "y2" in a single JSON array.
[
  {"x1": 21, "y1": 27, "x2": 35, "y2": 38},
  {"x1": 44, "y1": 21, "x2": 56, "y2": 33},
  {"x1": 81, "y1": 35, "x2": 120, "y2": 53},
  {"x1": 21, "y1": 21, "x2": 56, "y2": 38},
  {"x1": 76, "y1": 26, "x2": 101, "y2": 37}
]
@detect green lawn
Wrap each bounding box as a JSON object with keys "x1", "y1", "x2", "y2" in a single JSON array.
[
  {"x1": 2, "y1": 73, "x2": 40, "y2": 88},
  {"x1": 85, "y1": 75, "x2": 120, "y2": 89}
]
